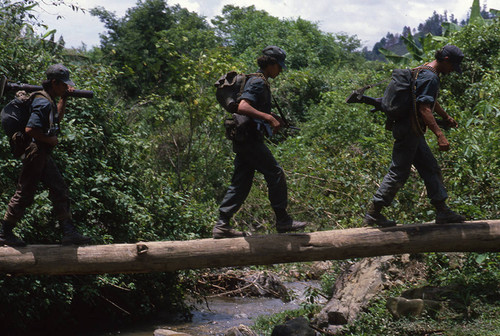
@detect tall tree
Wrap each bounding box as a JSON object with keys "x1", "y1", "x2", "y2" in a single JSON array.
[
  {"x1": 212, "y1": 5, "x2": 361, "y2": 70},
  {"x1": 91, "y1": 0, "x2": 219, "y2": 97}
]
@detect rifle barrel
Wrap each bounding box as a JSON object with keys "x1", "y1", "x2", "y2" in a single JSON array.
[{"x1": 5, "y1": 82, "x2": 93, "y2": 98}]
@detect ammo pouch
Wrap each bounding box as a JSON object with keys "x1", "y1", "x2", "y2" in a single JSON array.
[
  {"x1": 224, "y1": 113, "x2": 252, "y2": 142},
  {"x1": 9, "y1": 131, "x2": 31, "y2": 158}
]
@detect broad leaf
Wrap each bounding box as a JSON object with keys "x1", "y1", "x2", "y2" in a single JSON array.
[
  {"x1": 470, "y1": 0, "x2": 485, "y2": 25},
  {"x1": 442, "y1": 22, "x2": 461, "y2": 37},
  {"x1": 379, "y1": 48, "x2": 410, "y2": 65},
  {"x1": 401, "y1": 32, "x2": 424, "y2": 61}
]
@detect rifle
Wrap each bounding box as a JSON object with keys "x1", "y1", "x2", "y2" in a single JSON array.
[
  {"x1": 0, "y1": 75, "x2": 93, "y2": 99},
  {"x1": 272, "y1": 96, "x2": 300, "y2": 132}
]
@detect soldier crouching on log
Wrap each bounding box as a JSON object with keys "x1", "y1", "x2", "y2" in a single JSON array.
[
  {"x1": 0, "y1": 64, "x2": 92, "y2": 246},
  {"x1": 213, "y1": 46, "x2": 308, "y2": 238},
  {"x1": 347, "y1": 45, "x2": 466, "y2": 227}
]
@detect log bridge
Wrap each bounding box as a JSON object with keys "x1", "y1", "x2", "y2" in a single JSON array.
[{"x1": 0, "y1": 220, "x2": 499, "y2": 275}]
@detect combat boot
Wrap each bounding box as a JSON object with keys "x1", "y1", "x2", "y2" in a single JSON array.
[
  {"x1": 276, "y1": 219, "x2": 308, "y2": 233},
  {"x1": 275, "y1": 210, "x2": 308, "y2": 233},
  {"x1": 363, "y1": 202, "x2": 397, "y2": 227},
  {"x1": 60, "y1": 219, "x2": 92, "y2": 245},
  {"x1": 0, "y1": 220, "x2": 26, "y2": 247},
  {"x1": 212, "y1": 217, "x2": 248, "y2": 239},
  {"x1": 433, "y1": 201, "x2": 466, "y2": 224}
]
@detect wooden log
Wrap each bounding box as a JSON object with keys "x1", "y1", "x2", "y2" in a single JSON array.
[
  {"x1": 314, "y1": 255, "x2": 396, "y2": 332},
  {"x1": 0, "y1": 220, "x2": 499, "y2": 275}
]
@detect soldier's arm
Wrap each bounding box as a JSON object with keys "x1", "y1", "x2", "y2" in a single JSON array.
[
  {"x1": 434, "y1": 102, "x2": 458, "y2": 128},
  {"x1": 419, "y1": 103, "x2": 449, "y2": 151},
  {"x1": 25, "y1": 127, "x2": 58, "y2": 147},
  {"x1": 57, "y1": 87, "x2": 73, "y2": 122},
  {"x1": 26, "y1": 98, "x2": 58, "y2": 147},
  {"x1": 238, "y1": 99, "x2": 281, "y2": 133}
]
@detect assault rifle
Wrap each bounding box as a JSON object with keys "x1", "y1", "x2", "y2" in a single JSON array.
[
  {"x1": 0, "y1": 75, "x2": 93, "y2": 99},
  {"x1": 272, "y1": 96, "x2": 300, "y2": 132},
  {"x1": 256, "y1": 97, "x2": 300, "y2": 138}
]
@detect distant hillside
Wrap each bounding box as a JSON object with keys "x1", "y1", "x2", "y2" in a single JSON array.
[{"x1": 363, "y1": 6, "x2": 495, "y2": 61}]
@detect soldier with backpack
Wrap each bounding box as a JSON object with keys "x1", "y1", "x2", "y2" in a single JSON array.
[
  {"x1": 212, "y1": 46, "x2": 307, "y2": 239},
  {"x1": 347, "y1": 45, "x2": 466, "y2": 226},
  {"x1": 0, "y1": 64, "x2": 91, "y2": 246}
]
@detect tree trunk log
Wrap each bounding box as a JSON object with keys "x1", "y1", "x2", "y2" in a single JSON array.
[
  {"x1": 314, "y1": 256, "x2": 395, "y2": 333},
  {"x1": 0, "y1": 220, "x2": 499, "y2": 275}
]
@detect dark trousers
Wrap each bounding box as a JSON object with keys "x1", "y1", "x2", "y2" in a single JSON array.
[
  {"x1": 218, "y1": 139, "x2": 288, "y2": 222},
  {"x1": 372, "y1": 118, "x2": 448, "y2": 206},
  {"x1": 4, "y1": 142, "x2": 71, "y2": 223}
]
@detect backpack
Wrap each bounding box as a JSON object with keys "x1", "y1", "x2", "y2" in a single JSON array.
[
  {"x1": 214, "y1": 71, "x2": 266, "y2": 113},
  {"x1": 381, "y1": 66, "x2": 435, "y2": 121},
  {"x1": 381, "y1": 68, "x2": 418, "y2": 120},
  {"x1": 214, "y1": 71, "x2": 266, "y2": 141},
  {"x1": 2, "y1": 90, "x2": 54, "y2": 157},
  {"x1": 1, "y1": 90, "x2": 52, "y2": 138}
]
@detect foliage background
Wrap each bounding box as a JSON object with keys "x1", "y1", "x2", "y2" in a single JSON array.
[{"x1": 0, "y1": 0, "x2": 498, "y2": 334}]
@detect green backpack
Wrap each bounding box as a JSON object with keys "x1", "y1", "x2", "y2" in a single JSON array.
[
  {"x1": 214, "y1": 71, "x2": 265, "y2": 113},
  {"x1": 214, "y1": 71, "x2": 266, "y2": 141}
]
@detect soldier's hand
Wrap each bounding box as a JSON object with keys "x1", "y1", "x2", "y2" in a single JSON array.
[
  {"x1": 446, "y1": 116, "x2": 458, "y2": 128},
  {"x1": 271, "y1": 113, "x2": 285, "y2": 127},
  {"x1": 268, "y1": 115, "x2": 282, "y2": 134},
  {"x1": 437, "y1": 134, "x2": 450, "y2": 151},
  {"x1": 62, "y1": 86, "x2": 75, "y2": 100}
]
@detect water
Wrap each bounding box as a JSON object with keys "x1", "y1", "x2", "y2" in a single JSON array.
[{"x1": 100, "y1": 281, "x2": 323, "y2": 336}]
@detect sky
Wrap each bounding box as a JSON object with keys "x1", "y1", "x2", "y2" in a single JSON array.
[{"x1": 35, "y1": 0, "x2": 500, "y2": 50}]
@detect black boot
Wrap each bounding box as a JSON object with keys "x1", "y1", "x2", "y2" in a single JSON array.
[
  {"x1": 275, "y1": 209, "x2": 308, "y2": 233},
  {"x1": 60, "y1": 219, "x2": 92, "y2": 245},
  {"x1": 0, "y1": 220, "x2": 26, "y2": 247},
  {"x1": 363, "y1": 202, "x2": 397, "y2": 227},
  {"x1": 212, "y1": 216, "x2": 248, "y2": 239},
  {"x1": 433, "y1": 201, "x2": 466, "y2": 224}
]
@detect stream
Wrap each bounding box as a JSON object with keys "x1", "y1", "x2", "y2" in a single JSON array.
[{"x1": 96, "y1": 281, "x2": 325, "y2": 336}]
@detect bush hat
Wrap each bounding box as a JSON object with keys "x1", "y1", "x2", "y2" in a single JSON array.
[
  {"x1": 46, "y1": 64, "x2": 75, "y2": 87},
  {"x1": 441, "y1": 45, "x2": 464, "y2": 73},
  {"x1": 262, "y1": 46, "x2": 287, "y2": 70}
]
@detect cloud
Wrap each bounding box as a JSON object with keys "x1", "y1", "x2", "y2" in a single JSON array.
[
  {"x1": 34, "y1": 0, "x2": 500, "y2": 49},
  {"x1": 173, "y1": 0, "x2": 496, "y2": 48},
  {"x1": 35, "y1": 0, "x2": 141, "y2": 48}
]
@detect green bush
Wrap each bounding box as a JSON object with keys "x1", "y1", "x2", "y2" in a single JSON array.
[{"x1": 0, "y1": 1, "x2": 498, "y2": 334}]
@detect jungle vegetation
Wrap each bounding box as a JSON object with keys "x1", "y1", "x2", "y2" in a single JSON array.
[{"x1": 0, "y1": 0, "x2": 498, "y2": 334}]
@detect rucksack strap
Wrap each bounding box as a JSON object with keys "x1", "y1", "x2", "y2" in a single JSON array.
[
  {"x1": 412, "y1": 64, "x2": 438, "y2": 75},
  {"x1": 30, "y1": 90, "x2": 57, "y2": 129},
  {"x1": 410, "y1": 66, "x2": 439, "y2": 135},
  {"x1": 410, "y1": 68, "x2": 424, "y2": 135},
  {"x1": 30, "y1": 90, "x2": 55, "y2": 107},
  {"x1": 246, "y1": 72, "x2": 270, "y2": 88},
  {"x1": 236, "y1": 73, "x2": 266, "y2": 98}
]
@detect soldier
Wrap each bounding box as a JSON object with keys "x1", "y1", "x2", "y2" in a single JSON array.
[
  {"x1": 348, "y1": 45, "x2": 467, "y2": 226},
  {"x1": 0, "y1": 64, "x2": 92, "y2": 246},
  {"x1": 213, "y1": 46, "x2": 308, "y2": 238}
]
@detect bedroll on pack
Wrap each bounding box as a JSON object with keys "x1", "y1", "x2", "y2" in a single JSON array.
[
  {"x1": 1, "y1": 90, "x2": 33, "y2": 138},
  {"x1": 215, "y1": 71, "x2": 263, "y2": 114},
  {"x1": 381, "y1": 68, "x2": 416, "y2": 120}
]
